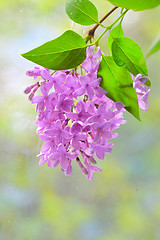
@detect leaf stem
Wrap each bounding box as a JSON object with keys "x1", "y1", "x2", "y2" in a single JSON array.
[{"x1": 94, "y1": 9, "x2": 128, "y2": 45}]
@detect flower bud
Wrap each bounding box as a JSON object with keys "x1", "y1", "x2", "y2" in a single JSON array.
[
  {"x1": 24, "y1": 86, "x2": 31, "y2": 94},
  {"x1": 28, "y1": 92, "x2": 34, "y2": 100}
]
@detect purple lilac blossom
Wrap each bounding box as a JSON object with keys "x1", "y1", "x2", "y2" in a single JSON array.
[
  {"x1": 24, "y1": 46, "x2": 150, "y2": 180},
  {"x1": 132, "y1": 74, "x2": 150, "y2": 112}
]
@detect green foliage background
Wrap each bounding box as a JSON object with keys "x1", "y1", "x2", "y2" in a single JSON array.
[{"x1": 0, "y1": 0, "x2": 160, "y2": 239}]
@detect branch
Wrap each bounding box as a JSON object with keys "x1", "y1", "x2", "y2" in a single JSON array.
[{"x1": 88, "y1": 6, "x2": 118, "y2": 38}]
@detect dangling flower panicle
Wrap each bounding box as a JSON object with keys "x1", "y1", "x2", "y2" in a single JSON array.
[{"x1": 24, "y1": 46, "x2": 150, "y2": 180}]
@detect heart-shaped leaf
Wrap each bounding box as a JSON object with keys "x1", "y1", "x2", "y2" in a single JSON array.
[
  {"x1": 147, "y1": 33, "x2": 160, "y2": 57},
  {"x1": 108, "y1": 24, "x2": 124, "y2": 53},
  {"x1": 66, "y1": 0, "x2": 99, "y2": 26},
  {"x1": 98, "y1": 55, "x2": 140, "y2": 120},
  {"x1": 106, "y1": 0, "x2": 160, "y2": 11},
  {"x1": 111, "y1": 37, "x2": 148, "y2": 77},
  {"x1": 21, "y1": 30, "x2": 87, "y2": 70}
]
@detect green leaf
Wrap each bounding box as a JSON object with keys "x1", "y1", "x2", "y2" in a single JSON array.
[
  {"x1": 21, "y1": 30, "x2": 87, "y2": 70},
  {"x1": 148, "y1": 41, "x2": 160, "y2": 56},
  {"x1": 147, "y1": 34, "x2": 160, "y2": 57},
  {"x1": 106, "y1": 0, "x2": 160, "y2": 11},
  {"x1": 111, "y1": 37, "x2": 148, "y2": 77},
  {"x1": 108, "y1": 24, "x2": 124, "y2": 53},
  {"x1": 66, "y1": 0, "x2": 98, "y2": 26},
  {"x1": 98, "y1": 55, "x2": 140, "y2": 120}
]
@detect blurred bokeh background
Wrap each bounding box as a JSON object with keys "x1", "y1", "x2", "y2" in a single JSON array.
[{"x1": 0, "y1": 0, "x2": 160, "y2": 239}]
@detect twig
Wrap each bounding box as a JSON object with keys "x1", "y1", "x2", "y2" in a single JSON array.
[{"x1": 88, "y1": 6, "x2": 118, "y2": 38}]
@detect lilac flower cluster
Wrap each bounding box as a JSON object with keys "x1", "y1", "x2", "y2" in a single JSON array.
[{"x1": 24, "y1": 46, "x2": 150, "y2": 180}]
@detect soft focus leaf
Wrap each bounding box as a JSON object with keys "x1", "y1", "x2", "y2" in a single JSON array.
[
  {"x1": 98, "y1": 55, "x2": 140, "y2": 120},
  {"x1": 147, "y1": 34, "x2": 160, "y2": 57},
  {"x1": 66, "y1": 0, "x2": 98, "y2": 25},
  {"x1": 108, "y1": 24, "x2": 124, "y2": 53},
  {"x1": 111, "y1": 37, "x2": 148, "y2": 76},
  {"x1": 106, "y1": 0, "x2": 160, "y2": 11},
  {"x1": 21, "y1": 30, "x2": 87, "y2": 70},
  {"x1": 148, "y1": 41, "x2": 160, "y2": 56}
]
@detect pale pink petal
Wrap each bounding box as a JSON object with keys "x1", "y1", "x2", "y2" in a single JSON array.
[
  {"x1": 71, "y1": 122, "x2": 83, "y2": 133},
  {"x1": 80, "y1": 75, "x2": 90, "y2": 86},
  {"x1": 86, "y1": 171, "x2": 93, "y2": 180},
  {"x1": 96, "y1": 148, "x2": 105, "y2": 160},
  {"x1": 54, "y1": 120, "x2": 62, "y2": 129},
  {"x1": 49, "y1": 152, "x2": 59, "y2": 160},
  {"x1": 83, "y1": 125, "x2": 91, "y2": 132},
  {"x1": 139, "y1": 76, "x2": 148, "y2": 84},
  {"x1": 105, "y1": 111, "x2": 115, "y2": 120},
  {"x1": 92, "y1": 123, "x2": 100, "y2": 131},
  {"x1": 65, "y1": 164, "x2": 72, "y2": 176},
  {"x1": 87, "y1": 86, "x2": 94, "y2": 99},
  {"x1": 74, "y1": 86, "x2": 86, "y2": 97},
  {"x1": 88, "y1": 115, "x2": 100, "y2": 123},
  {"x1": 115, "y1": 102, "x2": 125, "y2": 111},
  {"x1": 81, "y1": 59, "x2": 92, "y2": 72},
  {"x1": 72, "y1": 137, "x2": 80, "y2": 150},
  {"x1": 52, "y1": 159, "x2": 59, "y2": 168},
  {"x1": 89, "y1": 78, "x2": 101, "y2": 87},
  {"x1": 102, "y1": 122, "x2": 111, "y2": 130},
  {"x1": 41, "y1": 69, "x2": 53, "y2": 81},
  {"x1": 41, "y1": 142, "x2": 51, "y2": 153},
  {"x1": 89, "y1": 165, "x2": 102, "y2": 172},
  {"x1": 63, "y1": 130, "x2": 71, "y2": 139},
  {"x1": 86, "y1": 46, "x2": 94, "y2": 56},
  {"x1": 102, "y1": 131, "x2": 112, "y2": 139},
  {"x1": 54, "y1": 72, "x2": 66, "y2": 84},
  {"x1": 47, "y1": 160, "x2": 51, "y2": 168},
  {"x1": 39, "y1": 156, "x2": 47, "y2": 165},
  {"x1": 66, "y1": 112, "x2": 78, "y2": 121},
  {"x1": 54, "y1": 83, "x2": 65, "y2": 93},
  {"x1": 66, "y1": 75, "x2": 75, "y2": 87},
  {"x1": 44, "y1": 128, "x2": 58, "y2": 136},
  {"x1": 58, "y1": 144, "x2": 66, "y2": 153},
  {"x1": 94, "y1": 131, "x2": 101, "y2": 142},
  {"x1": 40, "y1": 134, "x2": 51, "y2": 141},
  {"x1": 112, "y1": 133, "x2": 118, "y2": 138},
  {"x1": 94, "y1": 86, "x2": 107, "y2": 98},
  {"x1": 93, "y1": 47, "x2": 101, "y2": 58},
  {"x1": 41, "y1": 85, "x2": 48, "y2": 96},
  {"x1": 97, "y1": 104, "x2": 106, "y2": 115},
  {"x1": 31, "y1": 95, "x2": 44, "y2": 104},
  {"x1": 36, "y1": 152, "x2": 45, "y2": 158},
  {"x1": 62, "y1": 99, "x2": 74, "y2": 112},
  {"x1": 67, "y1": 152, "x2": 78, "y2": 160},
  {"x1": 60, "y1": 155, "x2": 68, "y2": 170},
  {"x1": 84, "y1": 147, "x2": 95, "y2": 156}
]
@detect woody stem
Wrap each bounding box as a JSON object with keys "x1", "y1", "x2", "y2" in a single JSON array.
[{"x1": 88, "y1": 6, "x2": 118, "y2": 38}]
